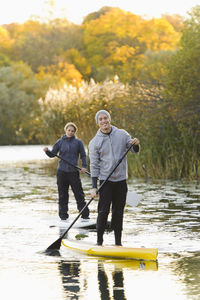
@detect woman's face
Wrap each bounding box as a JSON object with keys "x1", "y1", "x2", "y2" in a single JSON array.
[{"x1": 65, "y1": 126, "x2": 75, "y2": 137}]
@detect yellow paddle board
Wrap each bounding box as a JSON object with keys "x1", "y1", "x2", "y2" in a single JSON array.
[{"x1": 62, "y1": 240, "x2": 158, "y2": 261}]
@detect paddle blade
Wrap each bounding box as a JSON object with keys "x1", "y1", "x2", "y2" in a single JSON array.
[
  {"x1": 126, "y1": 191, "x2": 142, "y2": 207},
  {"x1": 45, "y1": 237, "x2": 62, "y2": 252}
]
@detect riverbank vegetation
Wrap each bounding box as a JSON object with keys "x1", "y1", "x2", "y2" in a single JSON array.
[{"x1": 0, "y1": 5, "x2": 199, "y2": 180}]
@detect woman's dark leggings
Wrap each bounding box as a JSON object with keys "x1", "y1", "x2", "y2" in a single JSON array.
[
  {"x1": 57, "y1": 170, "x2": 89, "y2": 219},
  {"x1": 97, "y1": 180, "x2": 127, "y2": 245}
]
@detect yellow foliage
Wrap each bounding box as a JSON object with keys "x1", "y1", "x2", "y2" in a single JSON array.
[
  {"x1": 63, "y1": 48, "x2": 91, "y2": 78},
  {"x1": 37, "y1": 62, "x2": 82, "y2": 86},
  {"x1": 107, "y1": 45, "x2": 135, "y2": 64},
  {"x1": 83, "y1": 7, "x2": 181, "y2": 82},
  {"x1": 138, "y1": 18, "x2": 181, "y2": 51},
  {"x1": 0, "y1": 27, "x2": 10, "y2": 42},
  {"x1": 0, "y1": 26, "x2": 12, "y2": 50},
  {"x1": 21, "y1": 20, "x2": 47, "y2": 35},
  {"x1": 87, "y1": 7, "x2": 142, "y2": 38}
]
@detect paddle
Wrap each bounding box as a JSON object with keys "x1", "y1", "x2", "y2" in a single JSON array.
[
  {"x1": 51, "y1": 151, "x2": 141, "y2": 207},
  {"x1": 47, "y1": 150, "x2": 90, "y2": 176},
  {"x1": 45, "y1": 143, "x2": 134, "y2": 252},
  {"x1": 126, "y1": 191, "x2": 141, "y2": 207}
]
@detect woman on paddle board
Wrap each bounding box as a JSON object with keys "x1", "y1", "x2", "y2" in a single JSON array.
[
  {"x1": 89, "y1": 110, "x2": 140, "y2": 246},
  {"x1": 43, "y1": 122, "x2": 89, "y2": 220}
]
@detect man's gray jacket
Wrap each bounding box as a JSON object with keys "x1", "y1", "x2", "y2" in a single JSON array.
[{"x1": 89, "y1": 125, "x2": 139, "y2": 182}]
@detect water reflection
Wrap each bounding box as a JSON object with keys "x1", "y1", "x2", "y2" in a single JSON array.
[
  {"x1": 98, "y1": 262, "x2": 111, "y2": 300},
  {"x1": 174, "y1": 252, "x2": 200, "y2": 298},
  {"x1": 112, "y1": 267, "x2": 125, "y2": 300},
  {"x1": 98, "y1": 261, "x2": 126, "y2": 300},
  {"x1": 59, "y1": 261, "x2": 80, "y2": 299},
  {"x1": 58, "y1": 258, "x2": 158, "y2": 299}
]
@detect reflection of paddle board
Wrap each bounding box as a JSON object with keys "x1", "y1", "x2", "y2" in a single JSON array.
[
  {"x1": 99, "y1": 258, "x2": 158, "y2": 271},
  {"x1": 62, "y1": 240, "x2": 158, "y2": 261}
]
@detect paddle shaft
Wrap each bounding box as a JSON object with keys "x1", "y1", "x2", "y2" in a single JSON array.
[
  {"x1": 46, "y1": 143, "x2": 133, "y2": 251},
  {"x1": 49, "y1": 151, "x2": 91, "y2": 176}
]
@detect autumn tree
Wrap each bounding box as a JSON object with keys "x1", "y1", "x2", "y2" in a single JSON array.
[
  {"x1": 0, "y1": 53, "x2": 12, "y2": 67},
  {"x1": 61, "y1": 48, "x2": 91, "y2": 80},
  {"x1": 138, "y1": 50, "x2": 174, "y2": 84},
  {"x1": 36, "y1": 61, "x2": 83, "y2": 88},
  {"x1": 162, "y1": 14, "x2": 184, "y2": 32},
  {"x1": 83, "y1": 7, "x2": 144, "y2": 82},
  {"x1": 5, "y1": 20, "x2": 84, "y2": 72},
  {"x1": 83, "y1": 7, "x2": 181, "y2": 82},
  {"x1": 0, "y1": 62, "x2": 45, "y2": 144},
  {"x1": 0, "y1": 26, "x2": 12, "y2": 54},
  {"x1": 165, "y1": 6, "x2": 200, "y2": 129},
  {"x1": 163, "y1": 6, "x2": 200, "y2": 178}
]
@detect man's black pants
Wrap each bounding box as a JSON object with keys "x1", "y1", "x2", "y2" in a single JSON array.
[{"x1": 97, "y1": 180, "x2": 127, "y2": 238}]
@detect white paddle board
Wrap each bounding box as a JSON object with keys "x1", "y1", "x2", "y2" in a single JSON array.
[{"x1": 41, "y1": 216, "x2": 97, "y2": 229}]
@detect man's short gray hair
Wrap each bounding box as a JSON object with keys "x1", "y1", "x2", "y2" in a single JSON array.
[{"x1": 95, "y1": 110, "x2": 111, "y2": 124}]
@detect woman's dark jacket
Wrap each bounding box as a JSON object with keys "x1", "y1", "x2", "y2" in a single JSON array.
[{"x1": 46, "y1": 135, "x2": 87, "y2": 172}]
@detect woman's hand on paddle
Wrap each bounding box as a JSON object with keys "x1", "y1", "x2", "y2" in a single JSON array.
[
  {"x1": 91, "y1": 188, "x2": 98, "y2": 198},
  {"x1": 80, "y1": 168, "x2": 87, "y2": 173}
]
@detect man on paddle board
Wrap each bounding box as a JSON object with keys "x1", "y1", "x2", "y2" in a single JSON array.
[
  {"x1": 43, "y1": 122, "x2": 90, "y2": 220},
  {"x1": 89, "y1": 110, "x2": 140, "y2": 246}
]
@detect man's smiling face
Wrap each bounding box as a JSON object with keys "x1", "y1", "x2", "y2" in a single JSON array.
[{"x1": 97, "y1": 113, "x2": 111, "y2": 133}]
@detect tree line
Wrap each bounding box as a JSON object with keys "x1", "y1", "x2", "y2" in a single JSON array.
[{"x1": 0, "y1": 6, "x2": 199, "y2": 180}]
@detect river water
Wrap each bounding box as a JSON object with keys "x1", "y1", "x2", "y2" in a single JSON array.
[{"x1": 0, "y1": 145, "x2": 199, "y2": 300}]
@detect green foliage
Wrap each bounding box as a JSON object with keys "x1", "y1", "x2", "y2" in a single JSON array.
[
  {"x1": 163, "y1": 6, "x2": 200, "y2": 179},
  {"x1": 165, "y1": 6, "x2": 200, "y2": 104},
  {"x1": 0, "y1": 53, "x2": 12, "y2": 67},
  {"x1": 75, "y1": 234, "x2": 88, "y2": 240},
  {"x1": 138, "y1": 50, "x2": 174, "y2": 84},
  {"x1": 83, "y1": 6, "x2": 112, "y2": 24},
  {"x1": 0, "y1": 62, "x2": 45, "y2": 144}
]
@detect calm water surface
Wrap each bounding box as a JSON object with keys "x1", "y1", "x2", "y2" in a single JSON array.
[{"x1": 0, "y1": 145, "x2": 199, "y2": 300}]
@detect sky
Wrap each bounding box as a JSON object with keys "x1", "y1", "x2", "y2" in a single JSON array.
[{"x1": 0, "y1": 0, "x2": 200, "y2": 25}]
